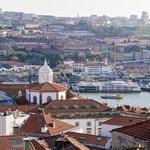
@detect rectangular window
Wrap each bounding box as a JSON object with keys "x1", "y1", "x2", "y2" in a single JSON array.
[
  {"x1": 86, "y1": 128, "x2": 92, "y2": 134},
  {"x1": 87, "y1": 122, "x2": 91, "y2": 126},
  {"x1": 75, "y1": 122, "x2": 80, "y2": 126},
  {"x1": 10, "y1": 140, "x2": 24, "y2": 148},
  {"x1": 98, "y1": 121, "x2": 102, "y2": 126},
  {"x1": 98, "y1": 128, "x2": 102, "y2": 135}
]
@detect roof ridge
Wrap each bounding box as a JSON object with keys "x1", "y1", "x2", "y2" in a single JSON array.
[
  {"x1": 31, "y1": 83, "x2": 44, "y2": 90},
  {"x1": 40, "y1": 82, "x2": 50, "y2": 91},
  {"x1": 47, "y1": 82, "x2": 60, "y2": 92},
  {"x1": 112, "y1": 119, "x2": 149, "y2": 132}
]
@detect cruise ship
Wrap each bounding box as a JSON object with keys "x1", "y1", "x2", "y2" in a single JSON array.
[
  {"x1": 71, "y1": 81, "x2": 141, "y2": 93},
  {"x1": 101, "y1": 81, "x2": 141, "y2": 93}
]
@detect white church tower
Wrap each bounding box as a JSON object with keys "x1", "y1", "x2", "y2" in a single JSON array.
[{"x1": 38, "y1": 59, "x2": 53, "y2": 83}]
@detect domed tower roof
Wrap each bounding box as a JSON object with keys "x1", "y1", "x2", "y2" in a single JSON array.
[
  {"x1": 38, "y1": 59, "x2": 53, "y2": 83},
  {"x1": 38, "y1": 59, "x2": 53, "y2": 73}
]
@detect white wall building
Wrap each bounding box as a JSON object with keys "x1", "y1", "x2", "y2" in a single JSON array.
[
  {"x1": 62, "y1": 118, "x2": 108, "y2": 135},
  {"x1": 101, "y1": 116, "x2": 145, "y2": 137},
  {"x1": 85, "y1": 64, "x2": 113, "y2": 75},
  {"x1": 0, "y1": 111, "x2": 29, "y2": 136},
  {"x1": 101, "y1": 124, "x2": 121, "y2": 137}
]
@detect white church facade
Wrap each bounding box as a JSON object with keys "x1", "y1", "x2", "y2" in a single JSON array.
[{"x1": 26, "y1": 60, "x2": 67, "y2": 105}]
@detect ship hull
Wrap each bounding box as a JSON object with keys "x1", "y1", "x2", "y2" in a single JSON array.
[
  {"x1": 101, "y1": 96, "x2": 123, "y2": 99},
  {"x1": 141, "y1": 88, "x2": 150, "y2": 92}
]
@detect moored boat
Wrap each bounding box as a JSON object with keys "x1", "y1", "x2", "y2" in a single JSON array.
[{"x1": 101, "y1": 94, "x2": 123, "y2": 99}]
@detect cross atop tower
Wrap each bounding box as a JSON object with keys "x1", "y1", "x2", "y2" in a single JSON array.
[{"x1": 44, "y1": 59, "x2": 47, "y2": 65}]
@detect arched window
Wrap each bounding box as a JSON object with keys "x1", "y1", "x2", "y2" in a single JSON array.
[
  {"x1": 40, "y1": 93, "x2": 42, "y2": 104},
  {"x1": 33, "y1": 96, "x2": 37, "y2": 104},
  {"x1": 47, "y1": 96, "x2": 52, "y2": 102}
]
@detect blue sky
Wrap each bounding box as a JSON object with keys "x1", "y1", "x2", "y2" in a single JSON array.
[{"x1": 0, "y1": 0, "x2": 149, "y2": 17}]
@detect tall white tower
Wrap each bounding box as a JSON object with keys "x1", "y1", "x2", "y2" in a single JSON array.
[{"x1": 38, "y1": 60, "x2": 53, "y2": 83}]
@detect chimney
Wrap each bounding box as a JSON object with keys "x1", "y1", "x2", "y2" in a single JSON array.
[
  {"x1": 23, "y1": 138, "x2": 30, "y2": 150},
  {"x1": 13, "y1": 124, "x2": 20, "y2": 135},
  {"x1": 41, "y1": 124, "x2": 48, "y2": 133}
]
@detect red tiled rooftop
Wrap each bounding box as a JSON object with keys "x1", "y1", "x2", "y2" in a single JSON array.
[
  {"x1": 0, "y1": 104, "x2": 39, "y2": 113},
  {"x1": 0, "y1": 135, "x2": 33, "y2": 150},
  {"x1": 43, "y1": 99, "x2": 110, "y2": 114},
  {"x1": 21, "y1": 114, "x2": 75, "y2": 136},
  {"x1": 26, "y1": 82, "x2": 67, "y2": 92},
  {"x1": 66, "y1": 132, "x2": 110, "y2": 146},
  {"x1": 102, "y1": 116, "x2": 145, "y2": 127},
  {"x1": 65, "y1": 135, "x2": 90, "y2": 150},
  {"x1": 112, "y1": 120, "x2": 150, "y2": 141},
  {"x1": 0, "y1": 84, "x2": 26, "y2": 96},
  {"x1": 31, "y1": 140, "x2": 46, "y2": 150},
  {"x1": 0, "y1": 61, "x2": 25, "y2": 66}
]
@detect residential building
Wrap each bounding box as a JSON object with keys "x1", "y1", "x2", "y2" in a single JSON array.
[
  {"x1": 66, "y1": 132, "x2": 112, "y2": 149},
  {"x1": 20, "y1": 113, "x2": 79, "y2": 137},
  {"x1": 42, "y1": 99, "x2": 111, "y2": 118},
  {"x1": 85, "y1": 63, "x2": 113, "y2": 75},
  {"x1": 0, "y1": 110, "x2": 29, "y2": 136},
  {"x1": 62, "y1": 118, "x2": 108, "y2": 135},
  {"x1": 112, "y1": 120, "x2": 150, "y2": 150},
  {"x1": 0, "y1": 135, "x2": 46, "y2": 150},
  {"x1": 101, "y1": 116, "x2": 145, "y2": 137}
]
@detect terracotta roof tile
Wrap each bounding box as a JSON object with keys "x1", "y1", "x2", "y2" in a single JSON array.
[
  {"x1": 43, "y1": 99, "x2": 110, "y2": 114},
  {"x1": 112, "y1": 120, "x2": 150, "y2": 141},
  {"x1": 102, "y1": 116, "x2": 145, "y2": 126},
  {"x1": 66, "y1": 132, "x2": 110, "y2": 146},
  {"x1": 0, "y1": 104, "x2": 40, "y2": 113},
  {"x1": 26, "y1": 82, "x2": 67, "y2": 92},
  {"x1": 0, "y1": 61, "x2": 25, "y2": 67},
  {"x1": 0, "y1": 135, "x2": 33, "y2": 150},
  {"x1": 31, "y1": 140, "x2": 46, "y2": 150},
  {"x1": 21, "y1": 114, "x2": 75, "y2": 136},
  {"x1": 0, "y1": 84, "x2": 26, "y2": 96},
  {"x1": 65, "y1": 135, "x2": 90, "y2": 150}
]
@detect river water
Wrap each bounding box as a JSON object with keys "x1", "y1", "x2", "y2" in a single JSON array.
[{"x1": 80, "y1": 92, "x2": 150, "y2": 108}]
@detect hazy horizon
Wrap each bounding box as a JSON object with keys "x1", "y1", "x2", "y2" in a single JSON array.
[{"x1": 0, "y1": 0, "x2": 150, "y2": 17}]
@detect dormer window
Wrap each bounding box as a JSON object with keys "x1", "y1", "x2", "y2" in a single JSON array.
[
  {"x1": 83, "y1": 104, "x2": 89, "y2": 109},
  {"x1": 62, "y1": 105, "x2": 68, "y2": 109},
  {"x1": 72, "y1": 105, "x2": 79, "y2": 109}
]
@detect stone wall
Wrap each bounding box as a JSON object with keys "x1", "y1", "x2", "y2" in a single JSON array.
[{"x1": 112, "y1": 131, "x2": 149, "y2": 150}]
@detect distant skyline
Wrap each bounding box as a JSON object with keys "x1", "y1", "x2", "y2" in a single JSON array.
[{"x1": 0, "y1": 0, "x2": 150, "y2": 17}]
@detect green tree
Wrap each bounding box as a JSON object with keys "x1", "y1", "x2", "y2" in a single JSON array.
[{"x1": 46, "y1": 54, "x2": 63, "y2": 68}]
